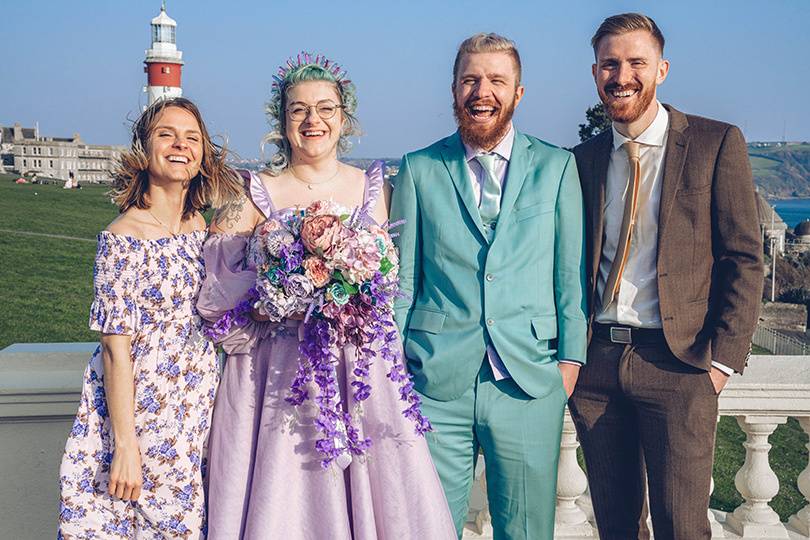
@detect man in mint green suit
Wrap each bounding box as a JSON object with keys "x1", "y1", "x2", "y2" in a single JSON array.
[{"x1": 390, "y1": 34, "x2": 588, "y2": 539}]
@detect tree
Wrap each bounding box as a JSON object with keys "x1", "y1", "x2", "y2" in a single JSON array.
[{"x1": 578, "y1": 103, "x2": 612, "y2": 142}]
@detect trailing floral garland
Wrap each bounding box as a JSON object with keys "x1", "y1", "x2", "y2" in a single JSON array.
[{"x1": 206, "y1": 197, "x2": 432, "y2": 469}]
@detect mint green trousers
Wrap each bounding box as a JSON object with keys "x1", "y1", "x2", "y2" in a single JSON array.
[{"x1": 418, "y1": 361, "x2": 567, "y2": 540}]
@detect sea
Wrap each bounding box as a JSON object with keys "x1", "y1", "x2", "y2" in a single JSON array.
[{"x1": 769, "y1": 198, "x2": 810, "y2": 229}]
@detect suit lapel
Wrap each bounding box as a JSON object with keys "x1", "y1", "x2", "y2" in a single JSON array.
[
  {"x1": 657, "y1": 105, "x2": 690, "y2": 243},
  {"x1": 440, "y1": 132, "x2": 487, "y2": 241},
  {"x1": 494, "y1": 131, "x2": 532, "y2": 235},
  {"x1": 590, "y1": 131, "x2": 612, "y2": 295}
]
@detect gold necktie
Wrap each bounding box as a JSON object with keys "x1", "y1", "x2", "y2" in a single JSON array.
[{"x1": 601, "y1": 140, "x2": 641, "y2": 311}]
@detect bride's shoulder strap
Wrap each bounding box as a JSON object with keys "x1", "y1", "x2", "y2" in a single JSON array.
[
  {"x1": 238, "y1": 169, "x2": 274, "y2": 219},
  {"x1": 361, "y1": 160, "x2": 385, "y2": 209}
]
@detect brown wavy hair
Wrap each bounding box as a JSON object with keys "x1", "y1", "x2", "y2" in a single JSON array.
[{"x1": 111, "y1": 97, "x2": 243, "y2": 219}]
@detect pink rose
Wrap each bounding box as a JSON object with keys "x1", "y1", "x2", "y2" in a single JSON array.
[
  {"x1": 305, "y1": 200, "x2": 343, "y2": 216},
  {"x1": 303, "y1": 256, "x2": 331, "y2": 288},
  {"x1": 330, "y1": 229, "x2": 382, "y2": 284},
  {"x1": 305, "y1": 200, "x2": 328, "y2": 216},
  {"x1": 300, "y1": 214, "x2": 345, "y2": 257}
]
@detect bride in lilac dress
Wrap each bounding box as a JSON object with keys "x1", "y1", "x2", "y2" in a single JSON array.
[{"x1": 197, "y1": 55, "x2": 455, "y2": 539}]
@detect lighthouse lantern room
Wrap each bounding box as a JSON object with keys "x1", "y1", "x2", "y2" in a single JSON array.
[{"x1": 143, "y1": 2, "x2": 184, "y2": 107}]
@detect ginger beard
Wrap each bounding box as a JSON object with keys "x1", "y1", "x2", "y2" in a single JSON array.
[
  {"x1": 598, "y1": 80, "x2": 655, "y2": 124},
  {"x1": 453, "y1": 93, "x2": 517, "y2": 151}
]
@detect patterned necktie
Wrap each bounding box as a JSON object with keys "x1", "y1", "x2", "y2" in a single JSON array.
[
  {"x1": 601, "y1": 140, "x2": 642, "y2": 311},
  {"x1": 475, "y1": 153, "x2": 502, "y2": 225}
]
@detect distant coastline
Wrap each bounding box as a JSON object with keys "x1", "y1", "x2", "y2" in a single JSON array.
[{"x1": 768, "y1": 198, "x2": 810, "y2": 228}]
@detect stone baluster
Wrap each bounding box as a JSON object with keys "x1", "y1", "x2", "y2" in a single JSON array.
[
  {"x1": 788, "y1": 417, "x2": 810, "y2": 537},
  {"x1": 576, "y1": 486, "x2": 595, "y2": 525},
  {"x1": 709, "y1": 474, "x2": 725, "y2": 537},
  {"x1": 463, "y1": 454, "x2": 493, "y2": 538},
  {"x1": 555, "y1": 409, "x2": 596, "y2": 537},
  {"x1": 725, "y1": 415, "x2": 789, "y2": 538}
]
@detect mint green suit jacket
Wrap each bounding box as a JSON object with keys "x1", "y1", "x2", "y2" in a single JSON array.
[{"x1": 391, "y1": 130, "x2": 588, "y2": 401}]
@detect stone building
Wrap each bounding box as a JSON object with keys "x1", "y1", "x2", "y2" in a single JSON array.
[
  {"x1": 0, "y1": 123, "x2": 124, "y2": 183},
  {"x1": 788, "y1": 220, "x2": 810, "y2": 254},
  {"x1": 796, "y1": 220, "x2": 810, "y2": 244}
]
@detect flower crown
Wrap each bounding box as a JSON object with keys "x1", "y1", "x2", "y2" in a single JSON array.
[{"x1": 271, "y1": 52, "x2": 353, "y2": 94}]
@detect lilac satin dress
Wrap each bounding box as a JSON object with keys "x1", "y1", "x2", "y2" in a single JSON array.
[{"x1": 197, "y1": 162, "x2": 456, "y2": 540}]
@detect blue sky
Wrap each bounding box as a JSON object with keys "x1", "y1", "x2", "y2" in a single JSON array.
[{"x1": 2, "y1": 1, "x2": 809, "y2": 159}]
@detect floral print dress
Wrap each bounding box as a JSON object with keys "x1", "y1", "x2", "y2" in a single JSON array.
[{"x1": 59, "y1": 230, "x2": 218, "y2": 539}]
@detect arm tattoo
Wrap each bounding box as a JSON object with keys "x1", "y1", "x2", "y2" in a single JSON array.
[{"x1": 213, "y1": 194, "x2": 247, "y2": 229}]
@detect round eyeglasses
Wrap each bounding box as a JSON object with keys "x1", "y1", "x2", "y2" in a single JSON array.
[{"x1": 286, "y1": 100, "x2": 345, "y2": 121}]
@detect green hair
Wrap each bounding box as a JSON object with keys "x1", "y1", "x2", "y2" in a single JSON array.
[{"x1": 263, "y1": 60, "x2": 360, "y2": 175}]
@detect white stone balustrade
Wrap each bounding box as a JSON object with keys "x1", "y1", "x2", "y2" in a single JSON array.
[
  {"x1": 462, "y1": 355, "x2": 810, "y2": 540},
  {"x1": 789, "y1": 418, "x2": 810, "y2": 537},
  {"x1": 0, "y1": 345, "x2": 808, "y2": 540}
]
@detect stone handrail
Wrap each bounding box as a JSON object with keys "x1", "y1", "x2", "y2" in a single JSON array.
[
  {"x1": 0, "y1": 343, "x2": 98, "y2": 540},
  {"x1": 0, "y1": 345, "x2": 807, "y2": 540}
]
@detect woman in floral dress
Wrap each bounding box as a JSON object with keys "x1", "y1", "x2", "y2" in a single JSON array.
[
  {"x1": 197, "y1": 54, "x2": 456, "y2": 539},
  {"x1": 58, "y1": 98, "x2": 242, "y2": 539}
]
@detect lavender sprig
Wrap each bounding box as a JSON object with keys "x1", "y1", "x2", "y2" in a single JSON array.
[{"x1": 203, "y1": 288, "x2": 257, "y2": 340}]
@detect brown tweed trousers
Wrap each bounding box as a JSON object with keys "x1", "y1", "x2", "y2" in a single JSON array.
[{"x1": 568, "y1": 104, "x2": 764, "y2": 540}]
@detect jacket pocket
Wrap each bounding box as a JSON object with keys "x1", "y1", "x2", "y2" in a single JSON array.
[
  {"x1": 515, "y1": 201, "x2": 555, "y2": 222},
  {"x1": 408, "y1": 308, "x2": 447, "y2": 334},
  {"x1": 531, "y1": 315, "x2": 558, "y2": 340}
]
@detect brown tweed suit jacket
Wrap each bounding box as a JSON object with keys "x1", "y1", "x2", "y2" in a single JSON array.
[{"x1": 573, "y1": 104, "x2": 764, "y2": 374}]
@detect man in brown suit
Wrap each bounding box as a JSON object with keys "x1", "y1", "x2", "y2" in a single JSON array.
[{"x1": 568, "y1": 13, "x2": 764, "y2": 540}]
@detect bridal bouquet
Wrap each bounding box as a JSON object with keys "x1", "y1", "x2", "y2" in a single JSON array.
[{"x1": 207, "y1": 200, "x2": 431, "y2": 469}]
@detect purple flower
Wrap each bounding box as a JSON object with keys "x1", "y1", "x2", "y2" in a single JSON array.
[
  {"x1": 262, "y1": 229, "x2": 295, "y2": 258},
  {"x1": 284, "y1": 273, "x2": 315, "y2": 300},
  {"x1": 279, "y1": 240, "x2": 304, "y2": 272},
  {"x1": 203, "y1": 293, "x2": 255, "y2": 340},
  {"x1": 254, "y1": 277, "x2": 296, "y2": 321}
]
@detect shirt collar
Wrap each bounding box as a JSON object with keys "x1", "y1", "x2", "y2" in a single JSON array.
[
  {"x1": 463, "y1": 123, "x2": 515, "y2": 162},
  {"x1": 612, "y1": 102, "x2": 669, "y2": 151}
]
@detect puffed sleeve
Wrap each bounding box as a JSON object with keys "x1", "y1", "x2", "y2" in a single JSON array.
[
  {"x1": 196, "y1": 233, "x2": 263, "y2": 353},
  {"x1": 88, "y1": 234, "x2": 141, "y2": 335}
]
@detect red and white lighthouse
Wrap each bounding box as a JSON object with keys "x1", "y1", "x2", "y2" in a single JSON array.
[{"x1": 143, "y1": 2, "x2": 183, "y2": 107}]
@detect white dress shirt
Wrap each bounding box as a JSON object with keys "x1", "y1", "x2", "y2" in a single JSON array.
[
  {"x1": 596, "y1": 103, "x2": 668, "y2": 328},
  {"x1": 595, "y1": 103, "x2": 733, "y2": 375}
]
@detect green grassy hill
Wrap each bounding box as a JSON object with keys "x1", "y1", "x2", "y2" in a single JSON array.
[
  {"x1": 748, "y1": 143, "x2": 810, "y2": 198},
  {"x1": 0, "y1": 174, "x2": 118, "y2": 348}
]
